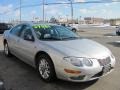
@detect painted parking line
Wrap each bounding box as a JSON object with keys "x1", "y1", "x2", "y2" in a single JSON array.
[
  {"x1": 115, "y1": 41, "x2": 120, "y2": 43},
  {"x1": 106, "y1": 36, "x2": 113, "y2": 37}
]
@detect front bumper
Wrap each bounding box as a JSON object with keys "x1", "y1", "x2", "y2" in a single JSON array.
[
  {"x1": 67, "y1": 65, "x2": 114, "y2": 82},
  {"x1": 56, "y1": 57, "x2": 115, "y2": 82},
  {"x1": 61, "y1": 66, "x2": 114, "y2": 82}
]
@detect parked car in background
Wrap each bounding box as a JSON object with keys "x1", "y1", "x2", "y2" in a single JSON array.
[
  {"x1": 116, "y1": 25, "x2": 120, "y2": 35},
  {"x1": 3, "y1": 22, "x2": 115, "y2": 82},
  {"x1": 0, "y1": 23, "x2": 13, "y2": 34},
  {"x1": 61, "y1": 24, "x2": 77, "y2": 32}
]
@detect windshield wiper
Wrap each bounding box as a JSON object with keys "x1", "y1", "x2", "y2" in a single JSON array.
[
  {"x1": 43, "y1": 37, "x2": 62, "y2": 41},
  {"x1": 62, "y1": 37, "x2": 79, "y2": 40}
]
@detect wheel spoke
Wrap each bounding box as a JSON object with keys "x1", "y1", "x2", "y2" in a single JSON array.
[
  {"x1": 43, "y1": 70, "x2": 49, "y2": 79},
  {"x1": 39, "y1": 59, "x2": 50, "y2": 79}
]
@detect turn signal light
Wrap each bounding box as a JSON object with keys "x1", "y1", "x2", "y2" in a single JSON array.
[{"x1": 64, "y1": 69, "x2": 81, "y2": 74}]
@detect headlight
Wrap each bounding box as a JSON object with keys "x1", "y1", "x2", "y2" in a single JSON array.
[{"x1": 64, "y1": 57, "x2": 93, "y2": 67}]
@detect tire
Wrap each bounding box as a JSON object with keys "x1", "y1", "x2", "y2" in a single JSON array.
[
  {"x1": 4, "y1": 42, "x2": 12, "y2": 57},
  {"x1": 118, "y1": 32, "x2": 120, "y2": 36},
  {"x1": 116, "y1": 32, "x2": 120, "y2": 36},
  {"x1": 72, "y1": 29, "x2": 76, "y2": 33},
  {"x1": 116, "y1": 32, "x2": 118, "y2": 35},
  {"x1": 36, "y1": 54, "x2": 56, "y2": 82}
]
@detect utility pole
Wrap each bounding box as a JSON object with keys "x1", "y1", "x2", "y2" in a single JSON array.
[
  {"x1": 42, "y1": 0, "x2": 45, "y2": 22},
  {"x1": 66, "y1": 15, "x2": 68, "y2": 24},
  {"x1": 20, "y1": 0, "x2": 22, "y2": 23},
  {"x1": 68, "y1": 0, "x2": 73, "y2": 25}
]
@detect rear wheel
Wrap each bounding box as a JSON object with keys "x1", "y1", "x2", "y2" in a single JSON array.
[
  {"x1": 4, "y1": 42, "x2": 12, "y2": 57},
  {"x1": 72, "y1": 29, "x2": 76, "y2": 33},
  {"x1": 37, "y1": 54, "x2": 56, "y2": 82},
  {"x1": 118, "y1": 32, "x2": 120, "y2": 36},
  {"x1": 116, "y1": 32, "x2": 120, "y2": 36}
]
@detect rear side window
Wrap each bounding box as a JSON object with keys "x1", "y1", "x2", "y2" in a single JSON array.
[{"x1": 10, "y1": 25, "x2": 23, "y2": 37}]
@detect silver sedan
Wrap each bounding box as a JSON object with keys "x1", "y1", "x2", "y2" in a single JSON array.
[{"x1": 3, "y1": 23, "x2": 115, "y2": 82}]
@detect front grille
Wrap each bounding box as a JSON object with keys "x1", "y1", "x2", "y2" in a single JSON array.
[{"x1": 98, "y1": 57, "x2": 111, "y2": 66}]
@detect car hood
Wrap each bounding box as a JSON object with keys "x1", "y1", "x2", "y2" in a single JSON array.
[{"x1": 44, "y1": 39, "x2": 111, "y2": 59}]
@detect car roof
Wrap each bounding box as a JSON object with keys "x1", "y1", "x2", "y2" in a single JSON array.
[
  {"x1": 20, "y1": 22, "x2": 57, "y2": 26},
  {"x1": 32, "y1": 23, "x2": 57, "y2": 27}
]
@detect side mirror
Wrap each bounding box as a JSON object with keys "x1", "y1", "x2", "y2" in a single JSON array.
[{"x1": 24, "y1": 34, "x2": 34, "y2": 41}]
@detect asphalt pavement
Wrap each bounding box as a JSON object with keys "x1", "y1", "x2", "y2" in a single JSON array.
[{"x1": 0, "y1": 28, "x2": 120, "y2": 90}]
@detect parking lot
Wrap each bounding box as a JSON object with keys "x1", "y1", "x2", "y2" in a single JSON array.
[{"x1": 0, "y1": 28, "x2": 120, "y2": 90}]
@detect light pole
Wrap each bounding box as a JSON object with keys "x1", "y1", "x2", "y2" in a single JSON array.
[
  {"x1": 68, "y1": 0, "x2": 73, "y2": 25},
  {"x1": 42, "y1": 0, "x2": 45, "y2": 22},
  {"x1": 66, "y1": 15, "x2": 68, "y2": 24}
]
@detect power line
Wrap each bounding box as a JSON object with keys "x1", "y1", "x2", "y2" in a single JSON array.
[
  {"x1": 0, "y1": 7, "x2": 19, "y2": 15},
  {"x1": 20, "y1": 1, "x2": 120, "y2": 8},
  {"x1": 0, "y1": 1, "x2": 120, "y2": 15}
]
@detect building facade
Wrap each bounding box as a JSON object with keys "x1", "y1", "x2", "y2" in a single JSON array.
[
  {"x1": 109, "y1": 19, "x2": 120, "y2": 26},
  {"x1": 84, "y1": 17, "x2": 104, "y2": 25}
]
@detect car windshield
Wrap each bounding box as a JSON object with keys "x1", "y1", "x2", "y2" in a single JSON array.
[{"x1": 33, "y1": 25, "x2": 79, "y2": 41}]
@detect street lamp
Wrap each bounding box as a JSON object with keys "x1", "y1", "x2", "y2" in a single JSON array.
[{"x1": 68, "y1": 0, "x2": 73, "y2": 25}]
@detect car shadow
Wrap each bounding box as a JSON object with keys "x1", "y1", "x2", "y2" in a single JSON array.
[
  {"x1": 104, "y1": 33, "x2": 116, "y2": 37},
  {"x1": 0, "y1": 50, "x2": 34, "y2": 69},
  {"x1": 0, "y1": 50, "x2": 98, "y2": 90},
  {"x1": 52, "y1": 79, "x2": 98, "y2": 90},
  {"x1": 107, "y1": 42, "x2": 120, "y2": 47}
]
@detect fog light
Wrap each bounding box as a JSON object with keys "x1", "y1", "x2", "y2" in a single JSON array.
[{"x1": 70, "y1": 75, "x2": 85, "y2": 80}]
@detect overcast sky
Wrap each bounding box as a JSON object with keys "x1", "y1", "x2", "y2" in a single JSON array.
[{"x1": 0, "y1": 0, "x2": 120, "y2": 21}]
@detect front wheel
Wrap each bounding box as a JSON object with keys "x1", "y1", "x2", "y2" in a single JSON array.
[{"x1": 37, "y1": 54, "x2": 56, "y2": 82}]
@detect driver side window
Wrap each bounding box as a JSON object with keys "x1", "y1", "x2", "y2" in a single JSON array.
[{"x1": 21, "y1": 25, "x2": 34, "y2": 41}]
